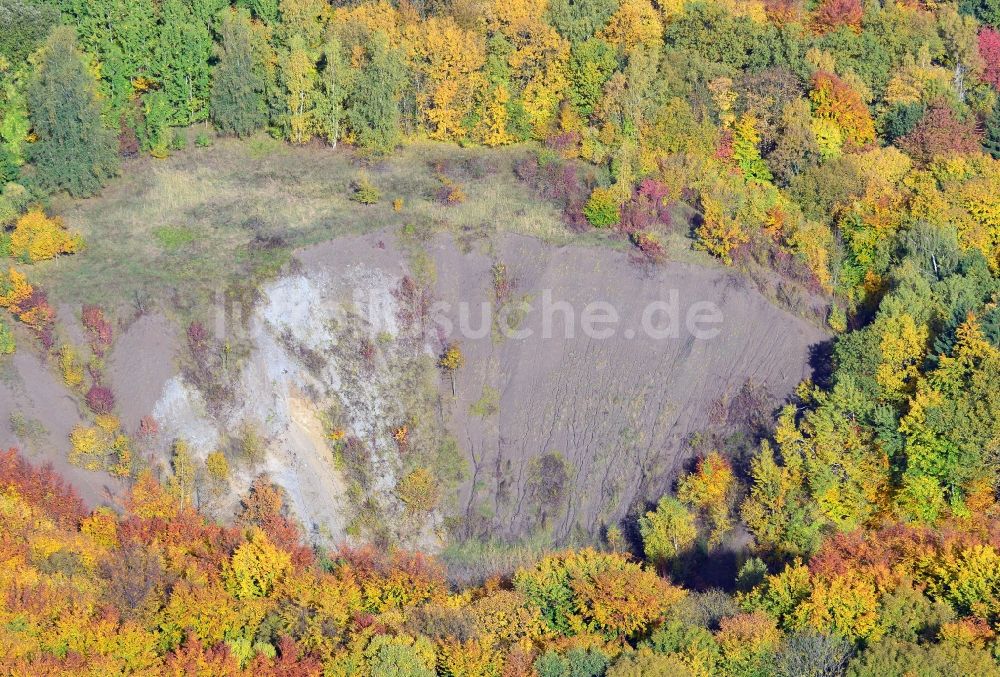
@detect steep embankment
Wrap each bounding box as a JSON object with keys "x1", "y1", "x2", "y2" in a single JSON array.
[{"x1": 1, "y1": 229, "x2": 826, "y2": 549}]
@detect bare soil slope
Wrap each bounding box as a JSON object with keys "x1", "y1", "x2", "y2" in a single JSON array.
[
  {"x1": 297, "y1": 231, "x2": 826, "y2": 543},
  {"x1": 1, "y1": 226, "x2": 825, "y2": 547}
]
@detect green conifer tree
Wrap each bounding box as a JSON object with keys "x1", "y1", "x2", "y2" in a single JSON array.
[
  {"x1": 210, "y1": 8, "x2": 269, "y2": 137},
  {"x1": 26, "y1": 27, "x2": 119, "y2": 197}
]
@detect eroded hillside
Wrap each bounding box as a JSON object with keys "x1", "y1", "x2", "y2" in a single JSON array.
[{"x1": 1, "y1": 227, "x2": 825, "y2": 553}]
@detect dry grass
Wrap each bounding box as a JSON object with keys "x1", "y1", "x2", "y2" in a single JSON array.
[{"x1": 35, "y1": 136, "x2": 577, "y2": 317}]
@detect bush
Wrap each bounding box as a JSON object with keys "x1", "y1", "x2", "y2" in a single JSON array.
[
  {"x1": 0, "y1": 320, "x2": 13, "y2": 355},
  {"x1": 435, "y1": 175, "x2": 466, "y2": 204},
  {"x1": 630, "y1": 231, "x2": 666, "y2": 262},
  {"x1": 583, "y1": 187, "x2": 620, "y2": 227},
  {"x1": 195, "y1": 132, "x2": 213, "y2": 148},
  {"x1": 827, "y1": 305, "x2": 847, "y2": 333},
  {"x1": 85, "y1": 385, "x2": 115, "y2": 414},
  {"x1": 238, "y1": 422, "x2": 266, "y2": 465},
  {"x1": 82, "y1": 305, "x2": 113, "y2": 353},
  {"x1": 59, "y1": 344, "x2": 84, "y2": 388},
  {"x1": 69, "y1": 424, "x2": 108, "y2": 470},
  {"x1": 396, "y1": 467, "x2": 441, "y2": 514},
  {"x1": 169, "y1": 130, "x2": 187, "y2": 151},
  {"x1": 206, "y1": 451, "x2": 230, "y2": 485},
  {"x1": 351, "y1": 176, "x2": 381, "y2": 205}
]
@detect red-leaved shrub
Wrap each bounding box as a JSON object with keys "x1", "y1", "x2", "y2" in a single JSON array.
[
  {"x1": 86, "y1": 385, "x2": 116, "y2": 414},
  {"x1": 187, "y1": 321, "x2": 208, "y2": 354},
  {"x1": 82, "y1": 305, "x2": 113, "y2": 355}
]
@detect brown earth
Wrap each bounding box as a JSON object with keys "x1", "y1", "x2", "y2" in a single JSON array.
[
  {"x1": 0, "y1": 344, "x2": 122, "y2": 506},
  {"x1": 107, "y1": 313, "x2": 181, "y2": 437},
  {"x1": 1, "y1": 226, "x2": 825, "y2": 546},
  {"x1": 296, "y1": 230, "x2": 827, "y2": 544}
]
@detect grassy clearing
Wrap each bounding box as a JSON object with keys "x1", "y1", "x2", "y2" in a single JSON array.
[
  {"x1": 32, "y1": 135, "x2": 721, "y2": 329},
  {"x1": 33, "y1": 137, "x2": 579, "y2": 316}
]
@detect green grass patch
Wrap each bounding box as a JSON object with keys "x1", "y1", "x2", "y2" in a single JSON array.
[{"x1": 153, "y1": 225, "x2": 196, "y2": 250}]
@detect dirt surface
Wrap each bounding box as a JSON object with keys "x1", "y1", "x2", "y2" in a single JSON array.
[
  {"x1": 296, "y1": 230, "x2": 827, "y2": 543},
  {"x1": 3, "y1": 226, "x2": 825, "y2": 548},
  {"x1": 107, "y1": 313, "x2": 181, "y2": 437},
  {"x1": 0, "y1": 345, "x2": 121, "y2": 506}
]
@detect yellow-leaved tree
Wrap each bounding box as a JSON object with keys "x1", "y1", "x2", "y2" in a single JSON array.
[
  {"x1": 405, "y1": 17, "x2": 486, "y2": 141},
  {"x1": 9, "y1": 210, "x2": 82, "y2": 263},
  {"x1": 225, "y1": 527, "x2": 292, "y2": 599}
]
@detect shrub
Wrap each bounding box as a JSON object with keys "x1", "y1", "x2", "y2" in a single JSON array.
[
  {"x1": 438, "y1": 342, "x2": 465, "y2": 371},
  {"x1": 396, "y1": 467, "x2": 440, "y2": 514},
  {"x1": 0, "y1": 320, "x2": 13, "y2": 355},
  {"x1": 0, "y1": 267, "x2": 32, "y2": 312},
  {"x1": 69, "y1": 425, "x2": 107, "y2": 470},
  {"x1": 620, "y1": 179, "x2": 672, "y2": 234},
  {"x1": 170, "y1": 130, "x2": 187, "y2": 151},
  {"x1": 827, "y1": 305, "x2": 847, "y2": 333},
  {"x1": 138, "y1": 90, "x2": 172, "y2": 158},
  {"x1": 9, "y1": 210, "x2": 82, "y2": 263},
  {"x1": 583, "y1": 187, "x2": 620, "y2": 227},
  {"x1": 82, "y1": 305, "x2": 113, "y2": 354},
  {"x1": 630, "y1": 231, "x2": 666, "y2": 262},
  {"x1": 187, "y1": 321, "x2": 209, "y2": 354},
  {"x1": 435, "y1": 175, "x2": 466, "y2": 204},
  {"x1": 110, "y1": 434, "x2": 133, "y2": 477},
  {"x1": 59, "y1": 344, "x2": 84, "y2": 388},
  {"x1": 696, "y1": 195, "x2": 748, "y2": 264},
  {"x1": 238, "y1": 422, "x2": 266, "y2": 465},
  {"x1": 392, "y1": 425, "x2": 409, "y2": 452},
  {"x1": 351, "y1": 176, "x2": 381, "y2": 205},
  {"x1": 195, "y1": 132, "x2": 213, "y2": 148},
  {"x1": 85, "y1": 385, "x2": 115, "y2": 414},
  {"x1": 17, "y1": 289, "x2": 55, "y2": 333},
  {"x1": 95, "y1": 414, "x2": 119, "y2": 433},
  {"x1": 139, "y1": 415, "x2": 159, "y2": 437}
]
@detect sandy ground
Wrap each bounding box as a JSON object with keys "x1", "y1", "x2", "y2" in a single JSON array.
[
  {"x1": 297, "y1": 231, "x2": 827, "y2": 543},
  {"x1": 2, "y1": 227, "x2": 826, "y2": 547},
  {"x1": 108, "y1": 313, "x2": 181, "y2": 437},
  {"x1": 267, "y1": 392, "x2": 350, "y2": 543},
  {"x1": 0, "y1": 345, "x2": 121, "y2": 506}
]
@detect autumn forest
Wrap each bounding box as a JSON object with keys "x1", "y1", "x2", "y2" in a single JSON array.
[{"x1": 3, "y1": 0, "x2": 1000, "y2": 674}]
